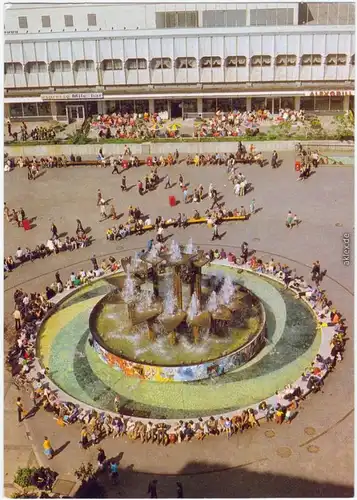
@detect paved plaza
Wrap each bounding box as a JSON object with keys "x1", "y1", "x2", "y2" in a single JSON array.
[{"x1": 4, "y1": 150, "x2": 354, "y2": 497}]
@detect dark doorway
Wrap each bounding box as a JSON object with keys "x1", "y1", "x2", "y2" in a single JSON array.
[{"x1": 171, "y1": 100, "x2": 183, "y2": 119}]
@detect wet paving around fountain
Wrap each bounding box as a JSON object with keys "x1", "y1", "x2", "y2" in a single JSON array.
[{"x1": 38, "y1": 265, "x2": 319, "y2": 419}]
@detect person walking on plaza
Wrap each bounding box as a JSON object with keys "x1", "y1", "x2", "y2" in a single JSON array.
[
  {"x1": 176, "y1": 482, "x2": 184, "y2": 498},
  {"x1": 97, "y1": 447, "x2": 106, "y2": 471},
  {"x1": 286, "y1": 211, "x2": 293, "y2": 229},
  {"x1": 210, "y1": 188, "x2": 220, "y2": 209},
  {"x1": 76, "y1": 218, "x2": 84, "y2": 233},
  {"x1": 311, "y1": 261, "x2": 321, "y2": 284},
  {"x1": 16, "y1": 397, "x2": 26, "y2": 422},
  {"x1": 183, "y1": 187, "x2": 189, "y2": 204},
  {"x1": 6, "y1": 118, "x2": 12, "y2": 136},
  {"x1": 99, "y1": 198, "x2": 107, "y2": 220},
  {"x1": 111, "y1": 158, "x2": 120, "y2": 175},
  {"x1": 174, "y1": 149, "x2": 179, "y2": 163},
  {"x1": 97, "y1": 189, "x2": 102, "y2": 206},
  {"x1": 121, "y1": 175, "x2": 127, "y2": 192},
  {"x1": 212, "y1": 222, "x2": 219, "y2": 241},
  {"x1": 13, "y1": 306, "x2": 22, "y2": 331},
  {"x1": 179, "y1": 174, "x2": 184, "y2": 189},
  {"x1": 271, "y1": 150, "x2": 278, "y2": 169},
  {"x1": 164, "y1": 174, "x2": 172, "y2": 189},
  {"x1": 138, "y1": 179, "x2": 144, "y2": 196},
  {"x1": 43, "y1": 436, "x2": 54, "y2": 460},
  {"x1": 250, "y1": 198, "x2": 256, "y2": 215},
  {"x1": 148, "y1": 479, "x2": 158, "y2": 498},
  {"x1": 50, "y1": 222, "x2": 58, "y2": 239}
]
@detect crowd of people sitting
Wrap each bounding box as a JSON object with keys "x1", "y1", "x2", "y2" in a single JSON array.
[
  {"x1": 91, "y1": 111, "x2": 175, "y2": 140},
  {"x1": 194, "y1": 108, "x2": 305, "y2": 138},
  {"x1": 186, "y1": 143, "x2": 270, "y2": 168},
  {"x1": 4, "y1": 221, "x2": 92, "y2": 274},
  {"x1": 105, "y1": 202, "x2": 249, "y2": 242},
  {"x1": 276, "y1": 108, "x2": 305, "y2": 123},
  {"x1": 6, "y1": 247, "x2": 346, "y2": 454}
]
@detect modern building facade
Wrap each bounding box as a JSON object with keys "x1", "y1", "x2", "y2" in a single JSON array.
[{"x1": 4, "y1": 1, "x2": 355, "y2": 122}]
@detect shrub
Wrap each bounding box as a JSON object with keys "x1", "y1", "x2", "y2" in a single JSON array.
[{"x1": 14, "y1": 467, "x2": 36, "y2": 488}]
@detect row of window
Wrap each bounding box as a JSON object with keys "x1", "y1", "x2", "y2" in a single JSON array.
[
  {"x1": 5, "y1": 54, "x2": 355, "y2": 74},
  {"x1": 15, "y1": 4, "x2": 356, "y2": 31},
  {"x1": 18, "y1": 13, "x2": 97, "y2": 29}
]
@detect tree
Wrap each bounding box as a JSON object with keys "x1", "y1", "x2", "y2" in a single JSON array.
[
  {"x1": 302, "y1": 116, "x2": 326, "y2": 139},
  {"x1": 332, "y1": 110, "x2": 355, "y2": 140}
]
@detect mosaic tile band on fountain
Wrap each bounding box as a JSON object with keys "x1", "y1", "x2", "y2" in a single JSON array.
[{"x1": 90, "y1": 306, "x2": 266, "y2": 383}]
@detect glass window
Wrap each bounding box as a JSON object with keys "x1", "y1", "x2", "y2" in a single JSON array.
[
  {"x1": 231, "y1": 98, "x2": 246, "y2": 111},
  {"x1": 23, "y1": 103, "x2": 39, "y2": 117},
  {"x1": 251, "y1": 97, "x2": 266, "y2": 110},
  {"x1": 300, "y1": 97, "x2": 314, "y2": 110},
  {"x1": 216, "y1": 99, "x2": 232, "y2": 112},
  {"x1": 183, "y1": 99, "x2": 197, "y2": 113},
  {"x1": 25, "y1": 62, "x2": 47, "y2": 73},
  {"x1": 37, "y1": 102, "x2": 51, "y2": 116},
  {"x1": 175, "y1": 57, "x2": 196, "y2": 69},
  {"x1": 73, "y1": 60, "x2": 95, "y2": 71},
  {"x1": 301, "y1": 54, "x2": 321, "y2": 65},
  {"x1": 4, "y1": 62, "x2": 23, "y2": 74},
  {"x1": 314, "y1": 96, "x2": 330, "y2": 111},
  {"x1": 225, "y1": 56, "x2": 246, "y2": 68},
  {"x1": 18, "y1": 16, "x2": 28, "y2": 29},
  {"x1": 56, "y1": 102, "x2": 67, "y2": 116},
  {"x1": 275, "y1": 55, "x2": 297, "y2": 66},
  {"x1": 41, "y1": 16, "x2": 51, "y2": 28},
  {"x1": 202, "y1": 99, "x2": 216, "y2": 113},
  {"x1": 150, "y1": 58, "x2": 172, "y2": 70},
  {"x1": 280, "y1": 97, "x2": 295, "y2": 109},
  {"x1": 329, "y1": 96, "x2": 344, "y2": 111},
  {"x1": 64, "y1": 15, "x2": 74, "y2": 27},
  {"x1": 251, "y1": 8, "x2": 294, "y2": 26},
  {"x1": 155, "y1": 11, "x2": 198, "y2": 28},
  {"x1": 120, "y1": 100, "x2": 134, "y2": 113},
  {"x1": 125, "y1": 59, "x2": 147, "y2": 70},
  {"x1": 9, "y1": 103, "x2": 23, "y2": 117},
  {"x1": 154, "y1": 99, "x2": 168, "y2": 113},
  {"x1": 202, "y1": 10, "x2": 246, "y2": 27},
  {"x1": 200, "y1": 57, "x2": 222, "y2": 68},
  {"x1": 251, "y1": 55, "x2": 271, "y2": 67},
  {"x1": 102, "y1": 59, "x2": 123, "y2": 71},
  {"x1": 49, "y1": 61, "x2": 71, "y2": 72},
  {"x1": 326, "y1": 53, "x2": 347, "y2": 65},
  {"x1": 87, "y1": 14, "x2": 97, "y2": 26},
  {"x1": 134, "y1": 100, "x2": 149, "y2": 114}
]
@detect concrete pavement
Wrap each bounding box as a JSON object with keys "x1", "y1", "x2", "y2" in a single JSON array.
[{"x1": 4, "y1": 150, "x2": 354, "y2": 497}]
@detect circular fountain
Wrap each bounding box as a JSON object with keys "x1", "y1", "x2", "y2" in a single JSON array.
[{"x1": 89, "y1": 239, "x2": 266, "y2": 382}]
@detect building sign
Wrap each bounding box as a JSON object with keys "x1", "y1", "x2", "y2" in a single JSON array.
[
  {"x1": 308, "y1": 90, "x2": 354, "y2": 97},
  {"x1": 40, "y1": 93, "x2": 103, "y2": 101}
]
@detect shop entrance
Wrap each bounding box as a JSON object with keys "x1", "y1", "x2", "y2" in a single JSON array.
[
  {"x1": 170, "y1": 100, "x2": 183, "y2": 119},
  {"x1": 66, "y1": 105, "x2": 85, "y2": 124}
]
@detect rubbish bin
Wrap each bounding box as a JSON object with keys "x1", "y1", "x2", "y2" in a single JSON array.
[{"x1": 169, "y1": 196, "x2": 176, "y2": 207}]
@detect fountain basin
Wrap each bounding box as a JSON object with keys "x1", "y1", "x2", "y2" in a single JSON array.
[{"x1": 89, "y1": 275, "x2": 267, "y2": 382}]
